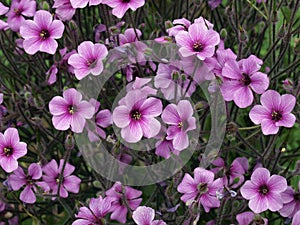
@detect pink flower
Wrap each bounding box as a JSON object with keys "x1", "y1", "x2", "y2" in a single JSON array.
[
  {"x1": 6, "y1": 0, "x2": 36, "y2": 32},
  {"x1": 167, "y1": 18, "x2": 191, "y2": 37},
  {"x1": 204, "y1": 47, "x2": 237, "y2": 76},
  {"x1": 70, "y1": 0, "x2": 102, "y2": 8},
  {"x1": 49, "y1": 88, "x2": 95, "y2": 133},
  {"x1": 175, "y1": 21, "x2": 220, "y2": 60},
  {"x1": 0, "y1": 128, "x2": 27, "y2": 173},
  {"x1": 119, "y1": 28, "x2": 142, "y2": 45},
  {"x1": 249, "y1": 90, "x2": 296, "y2": 135},
  {"x1": 105, "y1": 182, "x2": 142, "y2": 223},
  {"x1": 154, "y1": 63, "x2": 196, "y2": 101},
  {"x1": 161, "y1": 100, "x2": 196, "y2": 151},
  {"x1": 103, "y1": 0, "x2": 145, "y2": 18},
  {"x1": 72, "y1": 196, "x2": 112, "y2": 225},
  {"x1": 177, "y1": 167, "x2": 223, "y2": 212},
  {"x1": 41, "y1": 159, "x2": 81, "y2": 198},
  {"x1": 46, "y1": 65, "x2": 58, "y2": 85},
  {"x1": 236, "y1": 211, "x2": 268, "y2": 225},
  {"x1": 112, "y1": 89, "x2": 162, "y2": 143},
  {"x1": 154, "y1": 127, "x2": 177, "y2": 159},
  {"x1": 53, "y1": 0, "x2": 76, "y2": 21},
  {"x1": 20, "y1": 10, "x2": 64, "y2": 55},
  {"x1": 8, "y1": 163, "x2": 42, "y2": 204},
  {"x1": 279, "y1": 184, "x2": 300, "y2": 218},
  {"x1": 211, "y1": 157, "x2": 249, "y2": 188},
  {"x1": 240, "y1": 167, "x2": 287, "y2": 213},
  {"x1": 221, "y1": 55, "x2": 269, "y2": 108},
  {"x1": 68, "y1": 41, "x2": 108, "y2": 80},
  {"x1": 0, "y1": 93, "x2": 3, "y2": 104},
  {"x1": 132, "y1": 206, "x2": 166, "y2": 225}
]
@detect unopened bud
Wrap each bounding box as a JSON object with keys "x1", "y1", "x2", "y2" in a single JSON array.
[
  {"x1": 33, "y1": 95, "x2": 45, "y2": 110},
  {"x1": 64, "y1": 134, "x2": 75, "y2": 150},
  {"x1": 220, "y1": 28, "x2": 227, "y2": 40},
  {"x1": 294, "y1": 38, "x2": 300, "y2": 54},
  {"x1": 165, "y1": 20, "x2": 173, "y2": 29}
]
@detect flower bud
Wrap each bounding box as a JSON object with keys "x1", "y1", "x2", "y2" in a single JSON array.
[
  {"x1": 220, "y1": 28, "x2": 227, "y2": 40},
  {"x1": 64, "y1": 134, "x2": 75, "y2": 150}
]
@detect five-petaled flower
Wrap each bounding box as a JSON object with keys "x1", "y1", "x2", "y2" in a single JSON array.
[
  {"x1": 240, "y1": 167, "x2": 287, "y2": 213},
  {"x1": 175, "y1": 20, "x2": 220, "y2": 60},
  {"x1": 161, "y1": 100, "x2": 196, "y2": 151},
  {"x1": 20, "y1": 10, "x2": 64, "y2": 55},
  {"x1": 49, "y1": 88, "x2": 95, "y2": 133},
  {"x1": 221, "y1": 55, "x2": 269, "y2": 108},
  {"x1": 8, "y1": 163, "x2": 43, "y2": 204},
  {"x1": 112, "y1": 89, "x2": 162, "y2": 143},
  {"x1": 68, "y1": 41, "x2": 108, "y2": 80},
  {"x1": 249, "y1": 90, "x2": 296, "y2": 135},
  {"x1": 40, "y1": 159, "x2": 81, "y2": 199},
  {"x1": 105, "y1": 181, "x2": 142, "y2": 223},
  {"x1": 0, "y1": 128, "x2": 27, "y2": 173},
  {"x1": 72, "y1": 196, "x2": 113, "y2": 225},
  {"x1": 177, "y1": 167, "x2": 223, "y2": 212},
  {"x1": 6, "y1": 0, "x2": 36, "y2": 32}
]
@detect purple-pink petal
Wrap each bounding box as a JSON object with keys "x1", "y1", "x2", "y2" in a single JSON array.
[
  {"x1": 28, "y1": 163, "x2": 42, "y2": 179},
  {"x1": 249, "y1": 105, "x2": 270, "y2": 124},
  {"x1": 20, "y1": 185, "x2": 36, "y2": 204}
]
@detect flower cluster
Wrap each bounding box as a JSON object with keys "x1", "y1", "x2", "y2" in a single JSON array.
[{"x1": 0, "y1": 0, "x2": 299, "y2": 224}]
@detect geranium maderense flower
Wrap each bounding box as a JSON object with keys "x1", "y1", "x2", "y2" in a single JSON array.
[
  {"x1": 70, "y1": 0, "x2": 102, "y2": 8},
  {"x1": 53, "y1": 0, "x2": 76, "y2": 21},
  {"x1": 6, "y1": 0, "x2": 36, "y2": 32},
  {"x1": 105, "y1": 182, "x2": 142, "y2": 223},
  {"x1": 49, "y1": 88, "x2": 95, "y2": 133},
  {"x1": 68, "y1": 41, "x2": 108, "y2": 80},
  {"x1": 240, "y1": 167, "x2": 287, "y2": 213},
  {"x1": 175, "y1": 21, "x2": 220, "y2": 60},
  {"x1": 20, "y1": 10, "x2": 64, "y2": 55},
  {"x1": 112, "y1": 89, "x2": 162, "y2": 143},
  {"x1": 279, "y1": 183, "x2": 300, "y2": 218},
  {"x1": 103, "y1": 0, "x2": 145, "y2": 18},
  {"x1": 132, "y1": 206, "x2": 166, "y2": 225},
  {"x1": 72, "y1": 196, "x2": 113, "y2": 225},
  {"x1": 211, "y1": 157, "x2": 248, "y2": 188},
  {"x1": 0, "y1": 128, "x2": 27, "y2": 173},
  {"x1": 249, "y1": 90, "x2": 296, "y2": 135},
  {"x1": 177, "y1": 167, "x2": 223, "y2": 212},
  {"x1": 40, "y1": 159, "x2": 81, "y2": 198},
  {"x1": 161, "y1": 100, "x2": 196, "y2": 151},
  {"x1": 221, "y1": 55, "x2": 269, "y2": 108},
  {"x1": 8, "y1": 163, "x2": 42, "y2": 204},
  {"x1": 236, "y1": 211, "x2": 268, "y2": 225}
]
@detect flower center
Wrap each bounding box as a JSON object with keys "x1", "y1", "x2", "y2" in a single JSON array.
[
  {"x1": 40, "y1": 30, "x2": 50, "y2": 40},
  {"x1": 193, "y1": 41, "x2": 204, "y2": 52},
  {"x1": 3, "y1": 146, "x2": 13, "y2": 157},
  {"x1": 122, "y1": 0, "x2": 130, "y2": 2},
  {"x1": 68, "y1": 105, "x2": 76, "y2": 115},
  {"x1": 241, "y1": 73, "x2": 251, "y2": 86},
  {"x1": 26, "y1": 175, "x2": 33, "y2": 185},
  {"x1": 197, "y1": 183, "x2": 208, "y2": 194},
  {"x1": 258, "y1": 184, "x2": 269, "y2": 195},
  {"x1": 178, "y1": 121, "x2": 183, "y2": 128},
  {"x1": 294, "y1": 192, "x2": 300, "y2": 201},
  {"x1": 131, "y1": 110, "x2": 142, "y2": 120},
  {"x1": 86, "y1": 59, "x2": 97, "y2": 68},
  {"x1": 14, "y1": 8, "x2": 22, "y2": 16},
  {"x1": 271, "y1": 111, "x2": 282, "y2": 122}
]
